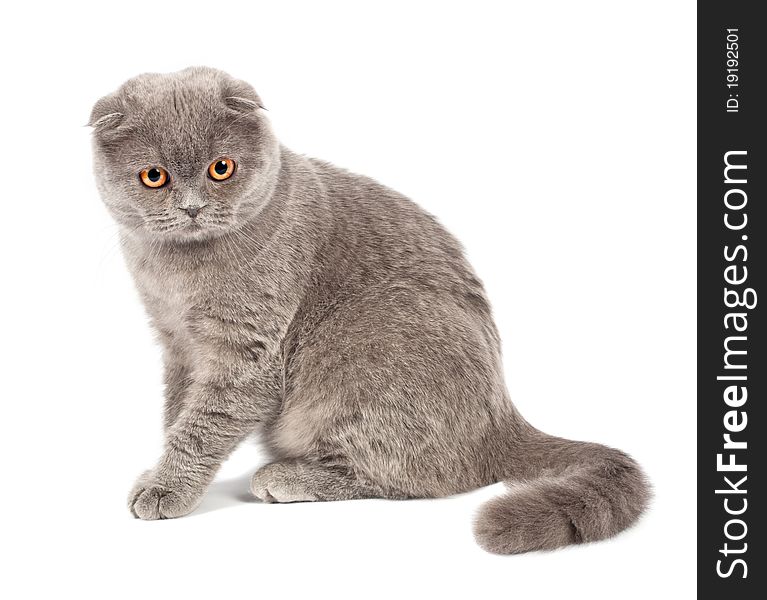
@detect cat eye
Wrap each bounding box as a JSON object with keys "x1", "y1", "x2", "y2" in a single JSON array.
[
  {"x1": 208, "y1": 158, "x2": 235, "y2": 181},
  {"x1": 139, "y1": 166, "x2": 169, "y2": 188}
]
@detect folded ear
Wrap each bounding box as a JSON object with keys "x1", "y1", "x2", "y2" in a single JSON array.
[
  {"x1": 88, "y1": 93, "x2": 125, "y2": 130},
  {"x1": 223, "y1": 78, "x2": 266, "y2": 112}
]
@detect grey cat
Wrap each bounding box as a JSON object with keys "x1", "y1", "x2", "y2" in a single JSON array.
[{"x1": 89, "y1": 67, "x2": 649, "y2": 554}]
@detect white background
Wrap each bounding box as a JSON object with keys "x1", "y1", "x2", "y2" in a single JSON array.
[{"x1": 0, "y1": 1, "x2": 696, "y2": 598}]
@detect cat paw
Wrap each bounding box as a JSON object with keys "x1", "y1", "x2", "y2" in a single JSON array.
[
  {"x1": 251, "y1": 463, "x2": 318, "y2": 503},
  {"x1": 128, "y1": 471, "x2": 202, "y2": 520}
]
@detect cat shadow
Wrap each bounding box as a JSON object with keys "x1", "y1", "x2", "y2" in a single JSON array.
[
  {"x1": 194, "y1": 471, "x2": 259, "y2": 516},
  {"x1": 192, "y1": 469, "x2": 478, "y2": 517}
]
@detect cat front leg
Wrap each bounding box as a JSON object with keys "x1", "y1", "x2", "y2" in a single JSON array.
[
  {"x1": 129, "y1": 366, "x2": 280, "y2": 520},
  {"x1": 162, "y1": 358, "x2": 192, "y2": 430},
  {"x1": 154, "y1": 327, "x2": 194, "y2": 431}
]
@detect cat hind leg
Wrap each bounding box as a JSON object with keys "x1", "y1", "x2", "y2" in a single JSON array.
[{"x1": 250, "y1": 459, "x2": 388, "y2": 503}]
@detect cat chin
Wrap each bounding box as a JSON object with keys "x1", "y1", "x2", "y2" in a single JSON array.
[{"x1": 137, "y1": 222, "x2": 231, "y2": 245}]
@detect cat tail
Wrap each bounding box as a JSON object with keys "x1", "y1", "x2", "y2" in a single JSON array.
[{"x1": 474, "y1": 430, "x2": 650, "y2": 554}]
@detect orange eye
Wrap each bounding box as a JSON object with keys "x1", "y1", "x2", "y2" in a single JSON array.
[
  {"x1": 139, "y1": 166, "x2": 169, "y2": 188},
  {"x1": 208, "y1": 158, "x2": 235, "y2": 181}
]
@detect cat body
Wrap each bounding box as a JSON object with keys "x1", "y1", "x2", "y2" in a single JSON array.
[{"x1": 91, "y1": 67, "x2": 649, "y2": 553}]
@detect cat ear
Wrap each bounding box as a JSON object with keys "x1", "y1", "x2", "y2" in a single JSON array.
[
  {"x1": 88, "y1": 93, "x2": 125, "y2": 130},
  {"x1": 225, "y1": 96, "x2": 266, "y2": 112},
  {"x1": 223, "y1": 78, "x2": 266, "y2": 112}
]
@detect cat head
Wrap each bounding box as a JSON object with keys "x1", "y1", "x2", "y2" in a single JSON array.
[{"x1": 89, "y1": 67, "x2": 280, "y2": 242}]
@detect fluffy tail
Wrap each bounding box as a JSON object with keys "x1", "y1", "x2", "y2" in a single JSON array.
[{"x1": 474, "y1": 431, "x2": 650, "y2": 554}]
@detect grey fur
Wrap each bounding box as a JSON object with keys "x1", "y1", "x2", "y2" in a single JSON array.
[{"x1": 90, "y1": 67, "x2": 649, "y2": 553}]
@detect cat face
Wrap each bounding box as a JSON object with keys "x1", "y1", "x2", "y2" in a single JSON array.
[{"x1": 90, "y1": 67, "x2": 280, "y2": 242}]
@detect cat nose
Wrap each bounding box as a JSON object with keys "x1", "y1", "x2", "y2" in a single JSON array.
[{"x1": 179, "y1": 205, "x2": 205, "y2": 219}]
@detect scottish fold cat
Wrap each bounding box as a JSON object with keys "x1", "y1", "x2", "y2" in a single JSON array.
[{"x1": 90, "y1": 67, "x2": 649, "y2": 553}]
